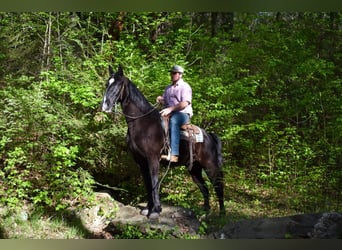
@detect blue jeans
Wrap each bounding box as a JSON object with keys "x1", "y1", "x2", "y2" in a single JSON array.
[{"x1": 169, "y1": 112, "x2": 190, "y2": 156}]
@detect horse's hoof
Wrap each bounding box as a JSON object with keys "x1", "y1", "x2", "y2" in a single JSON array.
[
  {"x1": 140, "y1": 208, "x2": 149, "y2": 216},
  {"x1": 148, "y1": 212, "x2": 160, "y2": 219}
]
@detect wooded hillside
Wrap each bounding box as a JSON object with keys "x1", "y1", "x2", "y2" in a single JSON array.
[{"x1": 0, "y1": 12, "x2": 341, "y2": 215}]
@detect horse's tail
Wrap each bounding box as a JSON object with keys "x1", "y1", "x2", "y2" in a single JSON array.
[{"x1": 209, "y1": 132, "x2": 223, "y2": 168}]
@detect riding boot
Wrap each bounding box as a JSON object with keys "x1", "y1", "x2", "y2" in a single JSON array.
[
  {"x1": 170, "y1": 155, "x2": 178, "y2": 162},
  {"x1": 160, "y1": 154, "x2": 178, "y2": 163}
]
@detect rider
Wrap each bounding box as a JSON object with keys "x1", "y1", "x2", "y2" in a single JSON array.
[{"x1": 156, "y1": 65, "x2": 193, "y2": 163}]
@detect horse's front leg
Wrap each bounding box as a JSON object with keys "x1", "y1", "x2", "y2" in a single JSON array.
[
  {"x1": 139, "y1": 158, "x2": 161, "y2": 219},
  {"x1": 148, "y1": 158, "x2": 162, "y2": 218},
  {"x1": 138, "y1": 162, "x2": 154, "y2": 216}
]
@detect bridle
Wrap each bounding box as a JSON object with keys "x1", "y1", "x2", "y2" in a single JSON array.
[{"x1": 111, "y1": 78, "x2": 161, "y2": 120}]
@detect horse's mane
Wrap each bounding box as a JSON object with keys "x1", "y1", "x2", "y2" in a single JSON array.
[{"x1": 125, "y1": 77, "x2": 155, "y2": 114}]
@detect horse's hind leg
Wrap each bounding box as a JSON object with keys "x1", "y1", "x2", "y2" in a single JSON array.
[
  {"x1": 205, "y1": 166, "x2": 225, "y2": 215},
  {"x1": 213, "y1": 171, "x2": 225, "y2": 215},
  {"x1": 189, "y1": 163, "x2": 210, "y2": 212}
]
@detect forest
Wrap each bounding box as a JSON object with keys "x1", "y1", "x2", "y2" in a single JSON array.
[{"x1": 0, "y1": 12, "x2": 341, "y2": 237}]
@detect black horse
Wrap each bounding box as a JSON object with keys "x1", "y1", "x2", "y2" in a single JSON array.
[{"x1": 101, "y1": 65, "x2": 225, "y2": 218}]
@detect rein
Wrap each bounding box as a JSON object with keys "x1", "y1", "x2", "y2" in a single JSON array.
[{"x1": 114, "y1": 102, "x2": 160, "y2": 120}]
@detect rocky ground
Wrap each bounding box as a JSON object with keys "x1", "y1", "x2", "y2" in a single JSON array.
[
  {"x1": 73, "y1": 192, "x2": 342, "y2": 239},
  {"x1": 208, "y1": 212, "x2": 342, "y2": 239},
  {"x1": 72, "y1": 192, "x2": 201, "y2": 238}
]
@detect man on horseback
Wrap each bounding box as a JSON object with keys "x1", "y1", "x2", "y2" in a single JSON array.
[{"x1": 156, "y1": 65, "x2": 193, "y2": 163}]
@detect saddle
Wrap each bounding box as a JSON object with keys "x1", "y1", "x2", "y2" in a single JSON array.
[
  {"x1": 161, "y1": 116, "x2": 203, "y2": 170},
  {"x1": 180, "y1": 124, "x2": 203, "y2": 143}
]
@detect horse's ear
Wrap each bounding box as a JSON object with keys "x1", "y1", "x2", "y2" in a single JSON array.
[
  {"x1": 109, "y1": 65, "x2": 114, "y2": 75},
  {"x1": 118, "y1": 65, "x2": 124, "y2": 76}
]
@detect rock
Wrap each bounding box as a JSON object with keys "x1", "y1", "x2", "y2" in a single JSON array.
[
  {"x1": 311, "y1": 212, "x2": 342, "y2": 239},
  {"x1": 209, "y1": 212, "x2": 342, "y2": 239},
  {"x1": 74, "y1": 192, "x2": 201, "y2": 238},
  {"x1": 104, "y1": 203, "x2": 201, "y2": 238},
  {"x1": 18, "y1": 211, "x2": 28, "y2": 221},
  {"x1": 73, "y1": 191, "x2": 119, "y2": 235},
  {"x1": 74, "y1": 192, "x2": 342, "y2": 239}
]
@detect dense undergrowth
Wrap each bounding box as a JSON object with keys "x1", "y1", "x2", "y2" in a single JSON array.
[{"x1": 0, "y1": 12, "x2": 341, "y2": 238}]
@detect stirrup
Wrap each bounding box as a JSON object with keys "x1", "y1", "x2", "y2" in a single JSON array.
[{"x1": 160, "y1": 150, "x2": 170, "y2": 161}]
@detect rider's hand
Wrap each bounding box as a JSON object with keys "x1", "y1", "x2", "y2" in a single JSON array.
[
  {"x1": 160, "y1": 107, "x2": 173, "y2": 117},
  {"x1": 156, "y1": 96, "x2": 164, "y2": 104}
]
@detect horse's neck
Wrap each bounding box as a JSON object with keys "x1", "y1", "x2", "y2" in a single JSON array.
[
  {"x1": 119, "y1": 95, "x2": 146, "y2": 124},
  {"x1": 121, "y1": 99, "x2": 142, "y2": 116},
  {"x1": 122, "y1": 83, "x2": 152, "y2": 116}
]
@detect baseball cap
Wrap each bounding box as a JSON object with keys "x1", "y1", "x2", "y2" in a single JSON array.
[{"x1": 169, "y1": 65, "x2": 184, "y2": 74}]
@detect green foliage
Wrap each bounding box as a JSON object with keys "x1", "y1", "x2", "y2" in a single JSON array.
[
  {"x1": 113, "y1": 223, "x2": 173, "y2": 239},
  {"x1": 0, "y1": 76, "x2": 95, "y2": 211},
  {"x1": 0, "y1": 12, "x2": 341, "y2": 222},
  {"x1": 160, "y1": 166, "x2": 200, "y2": 209},
  {"x1": 113, "y1": 222, "x2": 199, "y2": 239}
]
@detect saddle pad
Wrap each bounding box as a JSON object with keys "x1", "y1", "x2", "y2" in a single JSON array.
[{"x1": 180, "y1": 124, "x2": 204, "y2": 143}]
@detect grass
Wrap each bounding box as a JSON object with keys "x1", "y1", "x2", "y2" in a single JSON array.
[{"x1": 0, "y1": 208, "x2": 90, "y2": 239}]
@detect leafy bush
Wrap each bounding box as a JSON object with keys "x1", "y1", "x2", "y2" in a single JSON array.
[{"x1": 0, "y1": 78, "x2": 95, "y2": 211}]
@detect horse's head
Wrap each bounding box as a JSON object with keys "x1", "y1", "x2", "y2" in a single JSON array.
[{"x1": 101, "y1": 65, "x2": 126, "y2": 112}]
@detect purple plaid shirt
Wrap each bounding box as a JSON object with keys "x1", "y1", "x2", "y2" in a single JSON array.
[{"x1": 162, "y1": 79, "x2": 193, "y2": 117}]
